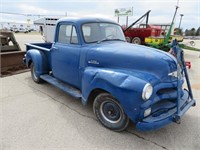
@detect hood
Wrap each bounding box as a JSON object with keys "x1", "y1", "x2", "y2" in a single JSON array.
[{"x1": 86, "y1": 42, "x2": 177, "y2": 84}]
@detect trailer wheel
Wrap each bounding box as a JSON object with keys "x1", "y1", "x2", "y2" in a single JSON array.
[
  {"x1": 132, "y1": 37, "x2": 141, "y2": 44},
  {"x1": 93, "y1": 93, "x2": 129, "y2": 131},
  {"x1": 125, "y1": 37, "x2": 131, "y2": 43},
  {"x1": 30, "y1": 63, "x2": 42, "y2": 83}
]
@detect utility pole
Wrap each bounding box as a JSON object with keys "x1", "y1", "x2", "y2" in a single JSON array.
[
  {"x1": 178, "y1": 14, "x2": 184, "y2": 29},
  {"x1": 178, "y1": 14, "x2": 184, "y2": 35}
]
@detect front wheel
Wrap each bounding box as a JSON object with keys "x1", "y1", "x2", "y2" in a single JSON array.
[
  {"x1": 30, "y1": 63, "x2": 42, "y2": 83},
  {"x1": 125, "y1": 37, "x2": 131, "y2": 43},
  {"x1": 93, "y1": 93, "x2": 129, "y2": 131}
]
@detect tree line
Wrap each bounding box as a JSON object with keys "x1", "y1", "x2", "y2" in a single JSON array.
[{"x1": 185, "y1": 27, "x2": 200, "y2": 36}]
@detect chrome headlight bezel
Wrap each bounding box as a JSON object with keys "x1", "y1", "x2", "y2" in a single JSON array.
[
  {"x1": 142, "y1": 83, "x2": 153, "y2": 100},
  {"x1": 168, "y1": 71, "x2": 178, "y2": 78}
]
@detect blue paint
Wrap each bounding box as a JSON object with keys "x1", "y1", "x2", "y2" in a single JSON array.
[
  {"x1": 40, "y1": 74, "x2": 81, "y2": 98},
  {"x1": 24, "y1": 17, "x2": 195, "y2": 131}
]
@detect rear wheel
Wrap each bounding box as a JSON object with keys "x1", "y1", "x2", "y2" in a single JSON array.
[
  {"x1": 93, "y1": 93, "x2": 129, "y2": 131},
  {"x1": 30, "y1": 63, "x2": 42, "y2": 83},
  {"x1": 132, "y1": 37, "x2": 141, "y2": 44}
]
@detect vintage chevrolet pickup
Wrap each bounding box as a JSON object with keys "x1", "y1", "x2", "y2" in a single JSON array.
[{"x1": 24, "y1": 17, "x2": 195, "y2": 131}]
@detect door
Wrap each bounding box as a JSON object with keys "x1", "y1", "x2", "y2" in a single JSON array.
[{"x1": 51, "y1": 24, "x2": 81, "y2": 88}]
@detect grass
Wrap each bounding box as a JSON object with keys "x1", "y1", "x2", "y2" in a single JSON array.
[{"x1": 179, "y1": 44, "x2": 200, "y2": 52}]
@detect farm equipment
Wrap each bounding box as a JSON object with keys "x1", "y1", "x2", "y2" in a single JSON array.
[
  {"x1": 124, "y1": 10, "x2": 162, "y2": 44},
  {"x1": 0, "y1": 31, "x2": 27, "y2": 76},
  {"x1": 145, "y1": 6, "x2": 179, "y2": 51},
  {"x1": 0, "y1": 31, "x2": 21, "y2": 52}
]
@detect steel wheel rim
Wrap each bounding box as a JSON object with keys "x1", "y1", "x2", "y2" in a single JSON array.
[{"x1": 100, "y1": 100, "x2": 122, "y2": 124}]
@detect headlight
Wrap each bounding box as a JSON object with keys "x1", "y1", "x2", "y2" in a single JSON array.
[
  {"x1": 168, "y1": 71, "x2": 177, "y2": 78},
  {"x1": 142, "y1": 83, "x2": 153, "y2": 100}
]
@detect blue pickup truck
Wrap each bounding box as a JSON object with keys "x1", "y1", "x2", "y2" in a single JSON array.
[{"x1": 24, "y1": 17, "x2": 195, "y2": 131}]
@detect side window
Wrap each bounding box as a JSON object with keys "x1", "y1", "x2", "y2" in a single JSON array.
[
  {"x1": 71, "y1": 26, "x2": 78, "y2": 44},
  {"x1": 58, "y1": 24, "x2": 78, "y2": 44}
]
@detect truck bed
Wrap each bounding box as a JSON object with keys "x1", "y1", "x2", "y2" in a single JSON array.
[
  {"x1": 25, "y1": 42, "x2": 52, "y2": 70},
  {"x1": 26, "y1": 42, "x2": 53, "y2": 51}
]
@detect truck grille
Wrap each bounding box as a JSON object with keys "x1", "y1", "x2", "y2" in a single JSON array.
[{"x1": 157, "y1": 88, "x2": 177, "y2": 95}]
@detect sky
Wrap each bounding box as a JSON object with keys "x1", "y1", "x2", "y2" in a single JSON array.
[{"x1": 0, "y1": 0, "x2": 200, "y2": 30}]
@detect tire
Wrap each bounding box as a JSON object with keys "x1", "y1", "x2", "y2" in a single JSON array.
[
  {"x1": 30, "y1": 63, "x2": 42, "y2": 83},
  {"x1": 132, "y1": 37, "x2": 141, "y2": 44},
  {"x1": 93, "y1": 93, "x2": 129, "y2": 131},
  {"x1": 125, "y1": 37, "x2": 131, "y2": 43}
]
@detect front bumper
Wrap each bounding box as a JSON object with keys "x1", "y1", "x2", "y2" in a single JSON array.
[{"x1": 136, "y1": 90, "x2": 196, "y2": 131}]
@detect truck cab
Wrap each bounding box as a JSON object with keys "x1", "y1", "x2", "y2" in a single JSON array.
[{"x1": 25, "y1": 17, "x2": 195, "y2": 131}]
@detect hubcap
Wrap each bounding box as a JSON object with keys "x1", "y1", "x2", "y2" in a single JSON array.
[
  {"x1": 133, "y1": 40, "x2": 139, "y2": 44},
  {"x1": 100, "y1": 100, "x2": 122, "y2": 124}
]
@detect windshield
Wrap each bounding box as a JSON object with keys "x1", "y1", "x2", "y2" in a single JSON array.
[{"x1": 82, "y1": 23, "x2": 126, "y2": 43}]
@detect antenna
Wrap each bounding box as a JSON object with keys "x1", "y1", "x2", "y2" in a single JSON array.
[{"x1": 177, "y1": 0, "x2": 180, "y2": 7}]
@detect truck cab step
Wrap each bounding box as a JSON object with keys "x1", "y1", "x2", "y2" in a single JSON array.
[{"x1": 40, "y1": 74, "x2": 81, "y2": 99}]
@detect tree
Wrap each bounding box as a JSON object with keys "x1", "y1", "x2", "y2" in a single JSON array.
[
  {"x1": 196, "y1": 27, "x2": 200, "y2": 36},
  {"x1": 190, "y1": 28, "x2": 196, "y2": 36},
  {"x1": 185, "y1": 28, "x2": 198, "y2": 36},
  {"x1": 185, "y1": 29, "x2": 189, "y2": 36}
]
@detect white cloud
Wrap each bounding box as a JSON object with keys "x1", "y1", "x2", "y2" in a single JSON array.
[
  {"x1": 1, "y1": 0, "x2": 199, "y2": 29},
  {"x1": 17, "y1": 4, "x2": 66, "y2": 16},
  {"x1": 18, "y1": 4, "x2": 49, "y2": 15}
]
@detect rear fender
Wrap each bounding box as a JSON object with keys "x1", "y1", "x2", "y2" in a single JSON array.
[
  {"x1": 26, "y1": 49, "x2": 49, "y2": 76},
  {"x1": 81, "y1": 67, "x2": 147, "y2": 122}
]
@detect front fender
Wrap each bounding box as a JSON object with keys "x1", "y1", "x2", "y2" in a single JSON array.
[
  {"x1": 26, "y1": 49, "x2": 49, "y2": 76},
  {"x1": 81, "y1": 67, "x2": 148, "y2": 122}
]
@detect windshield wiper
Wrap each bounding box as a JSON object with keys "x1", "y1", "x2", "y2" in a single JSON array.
[
  {"x1": 97, "y1": 38, "x2": 112, "y2": 44},
  {"x1": 97, "y1": 34, "x2": 114, "y2": 44},
  {"x1": 97, "y1": 38, "x2": 125, "y2": 44},
  {"x1": 112, "y1": 39, "x2": 126, "y2": 42},
  {"x1": 97, "y1": 34, "x2": 125, "y2": 44}
]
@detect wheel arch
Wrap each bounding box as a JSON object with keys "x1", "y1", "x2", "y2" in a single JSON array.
[
  {"x1": 87, "y1": 88, "x2": 109, "y2": 105},
  {"x1": 28, "y1": 59, "x2": 32, "y2": 67},
  {"x1": 26, "y1": 49, "x2": 50, "y2": 76},
  {"x1": 81, "y1": 67, "x2": 147, "y2": 123}
]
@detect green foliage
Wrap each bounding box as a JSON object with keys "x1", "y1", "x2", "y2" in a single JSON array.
[
  {"x1": 185, "y1": 27, "x2": 200, "y2": 36},
  {"x1": 196, "y1": 27, "x2": 200, "y2": 36},
  {"x1": 179, "y1": 44, "x2": 200, "y2": 51}
]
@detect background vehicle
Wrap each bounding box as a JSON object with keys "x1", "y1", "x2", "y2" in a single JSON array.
[
  {"x1": 123, "y1": 10, "x2": 161, "y2": 45},
  {"x1": 124, "y1": 24, "x2": 162, "y2": 44},
  {"x1": 13, "y1": 27, "x2": 28, "y2": 33},
  {"x1": 124, "y1": 9, "x2": 183, "y2": 50},
  {"x1": 24, "y1": 17, "x2": 195, "y2": 131},
  {"x1": 34, "y1": 17, "x2": 59, "y2": 42}
]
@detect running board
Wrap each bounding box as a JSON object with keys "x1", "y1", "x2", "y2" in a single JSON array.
[{"x1": 40, "y1": 74, "x2": 81, "y2": 99}]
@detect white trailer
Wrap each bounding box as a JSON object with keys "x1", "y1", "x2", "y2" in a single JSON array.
[{"x1": 34, "y1": 17, "x2": 59, "y2": 42}]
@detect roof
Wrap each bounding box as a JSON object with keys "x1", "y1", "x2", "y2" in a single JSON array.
[
  {"x1": 34, "y1": 17, "x2": 60, "y2": 25},
  {"x1": 57, "y1": 17, "x2": 118, "y2": 25}
]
